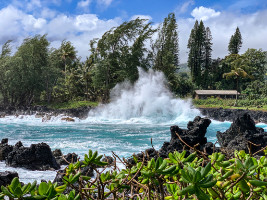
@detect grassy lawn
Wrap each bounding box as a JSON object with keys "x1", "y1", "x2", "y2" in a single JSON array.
[
  {"x1": 193, "y1": 98, "x2": 267, "y2": 112},
  {"x1": 36, "y1": 101, "x2": 99, "y2": 110}
]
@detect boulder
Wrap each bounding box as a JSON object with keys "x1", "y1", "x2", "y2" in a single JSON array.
[
  {"x1": 159, "y1": 116, "x2": 212, "y2": 157},
  {"x1": 102, "y1": 156, "x2": 114, "y2": 166},
  {"x1": 61, "y1": 117, "x2": 75, "y2": 122},
  {"x1": 53, "y1": 149, "x2": 78, "y2": 165},
  {"x1": 1, "y1": 138, "x2": 8, "y2": 144},
  {"x1": 0, "y1": 171, "x2": 19, "y2": 187},
  {"x1": 6, "y1": 143, "x2": 60, "y2": 170},
  {"x1": 217, "y1": 113, "x2": 267, "y2": 154},
  {"x1": 0, "y1": 139, "x2": 13, "y2": 161}
]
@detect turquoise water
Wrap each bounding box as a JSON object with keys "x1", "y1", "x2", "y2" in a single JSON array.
[
  {"x1": 0, "y1": 115, "x2": 266, "y2": 183},
  {"x1": 0, "y1": 118, "x2": 233, "y2": 158}
]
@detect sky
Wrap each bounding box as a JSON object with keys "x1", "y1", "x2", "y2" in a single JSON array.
[{"x1": 0, "y1": 0, "x2": 267, "y2": 63}]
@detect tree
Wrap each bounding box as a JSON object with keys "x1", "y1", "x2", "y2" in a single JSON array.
[
  {"x1": 0, "y1": 40, "x2": 12, "y2": 105},
  {"x1": 228, "y1": 27, "x2": 242, "y2": 54},
  {"x1": 242, "y1": 48, "x2": 266, "y2": 81},
  {"x1": 203, "y1": 27, "x2": 213, "y2": 88},
  {"x1": 187, "y1": 20, "x2": 212, "y2": 88},
  {"x1": 91, "y1": 18, "x2": 155, "y2": 102},
  {"x1": 223, "y1": 57, "x2": 252, "y2": 105},
  {"x1": 153, "y1": 13, "x2": 179, "y2": 92},
  {"x1": 7, "y1": 35, "x2": 50, "y2": 106},
  {"x1": 59, "y1": 40, "x2": 77, "y2": 81}
]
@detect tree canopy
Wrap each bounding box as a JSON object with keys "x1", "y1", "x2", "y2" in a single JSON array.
[{"x1": 228, "y1": 27, "x2": 242, "y2": 55}]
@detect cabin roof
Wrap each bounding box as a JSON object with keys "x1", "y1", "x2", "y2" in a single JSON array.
[{"x1": 194, "y1": 90, "x2": 240, "y2": 95}]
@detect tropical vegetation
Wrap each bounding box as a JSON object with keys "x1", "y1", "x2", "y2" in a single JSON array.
[{"x1": 1, "y1": 149, "x2": 267, "y2": 199}]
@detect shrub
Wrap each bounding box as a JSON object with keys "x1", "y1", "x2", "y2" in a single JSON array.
[{"x1": 1, "y1": 150, "x2": 267, "y2": 199}]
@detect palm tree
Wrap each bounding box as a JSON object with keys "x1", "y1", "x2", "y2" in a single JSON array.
[
  {"x1": 223, "y1": 58, "x2": 252, "y2": 106},
  {"x1": 60, "y1": 40, "x2": 77, "y2": 81}
]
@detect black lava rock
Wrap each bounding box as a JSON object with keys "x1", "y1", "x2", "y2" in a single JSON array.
[
  {"x1": 6, "y1": 143, "x2": 60, "y2": 170},
  {"x1": 217, "y1": 113, "x2": 267, "y2": 154},
  {"x1": 159, "y1": 116, "x2": 212, "y2": 157},
  {"x1": 0, "y1": 171, "x2": 19, "y2": 187}
]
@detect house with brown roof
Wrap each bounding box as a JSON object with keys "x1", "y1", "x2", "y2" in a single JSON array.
[{"x1": 194, "y1": 90, "x2": 240, "y2": 99}]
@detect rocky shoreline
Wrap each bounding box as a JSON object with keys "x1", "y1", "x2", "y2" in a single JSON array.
[
  {"x1": 198, "y1": 107, "x2": 267, "y2": 123},
  {"x1": 0, "y1": 112, "x2": 266, "y2": 187},
  {"x1": 1, "y1": 105, "x2": 267, "y2": 123},
  {"x1": 0, "y1": 106, "x2": 92, "y2": 120}
]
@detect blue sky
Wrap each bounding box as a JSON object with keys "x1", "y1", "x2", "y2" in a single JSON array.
[{"x1": 0, "y1": 0, "x2": 267, "y2": 62}]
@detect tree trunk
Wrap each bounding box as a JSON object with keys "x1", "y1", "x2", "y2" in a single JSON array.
[{"x1": 235, "y1": 77, "x2": 239, "y2": 106}]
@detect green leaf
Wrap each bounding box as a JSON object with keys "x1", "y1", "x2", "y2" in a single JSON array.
[
  {"x1": 249, "y1": 180, "x2": 267, "y2": 187},
  {"x1": 21, "y1": 183, "x2": 31, "y2": 194},
  {"x1": 181, "y1": 170, "x2": 191, "y2": 183},
  {"x1": 70, "y1": 172, "x2": 81, "y2": 184},
  {"x1": 158, "y1": 159, "x2": 167, "y2": 171},
  {"x1": 184, "y1": 152, "x2": 197, "y2": 163},
  {"x1": 9, "y1": 177, "x2": 20, "y2": 193},
  {"x1": 14, "y1": 186, "x2": 23, "y2": 197},
  {"x1": 201, "y1": 162, "x2": 211, "y2": 178},
  {"x1": 28, "y1": 180, "x2": 37, "y2": 193},
  {"x1": 1, "y1": 186, "x2": 14, "y2": 198},
  {"x1": 55, "y1": 185, "x2": 67, "y2": 193},
  {"x1": 194, "y1": 171, "x2": 202, "y2": 183},
  {"x1": 38, "y1": 182, "x2": 49, "y2": 196},
  {"x1": 177, "y1": 185, "x2": 195, "y2": 196}
]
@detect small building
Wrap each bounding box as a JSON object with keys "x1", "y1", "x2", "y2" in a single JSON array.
[{"x1": 194, "y1": 90, "x2": 240, "y2": 99}]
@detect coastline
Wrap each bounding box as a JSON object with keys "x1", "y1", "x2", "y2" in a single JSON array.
[
  {"x1": 198, "y1": 107, "x2": 267, "y2": 123},
  {"x1": 0, "y1": 106, "x2": 92, "y2": 119},
  {"x1": 1, "y1": 105, "x2": 267, "y2": 123}
]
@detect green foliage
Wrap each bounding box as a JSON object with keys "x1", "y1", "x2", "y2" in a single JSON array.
[
  {"x1": 193, "y1": 97, "x2": 267, "y2": 110},
  {"x1": 228, "y1": 27, "x2": 242, "y2": 54},
  {"x1": 90, "y1": 18, "x2": 155, "y2": 102},
  {"x1": 243, "y1": 80, "x2": 267, "y2": 99},
  {"x1": 0, "y1": 35, "x2": 51, "y2": 106},
  {"x1": 1, "y1": 150, "x2": 266, "y2": 200},
  {"x1": 242, "y1": 48, "x2": 267, "y2": 81},
  {"x1": 37, "y1": 101, "x2": 98, "y2": 110}
]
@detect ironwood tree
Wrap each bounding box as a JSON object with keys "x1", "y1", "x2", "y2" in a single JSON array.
[
  {"x1": 90, "y1": 18, "x2": 155, "y2": 102},
  {"x1": 228, "y1": 27, "x2": 242, "y2": 55},
  {"x1": 187, "y1": 20, "x2": 213, "y2": 88},
  {"x1": 153, "y1": 12, "x2": 179, "y2": 92}
]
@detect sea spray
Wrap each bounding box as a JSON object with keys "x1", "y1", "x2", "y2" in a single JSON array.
[{"x1": 87, "y1": 69, "x2": 200, "y2": 124}]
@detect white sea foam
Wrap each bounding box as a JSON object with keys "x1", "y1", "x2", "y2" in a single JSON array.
[
  {"x1": 0, "y1": 162, "x2": 58, "y2": 184},
  {"x1": 0, "y1": 114, "x2": 81, "y2": 125},
  {"x1": 86, "y1": 69, "x2": 200, "y2": 124}
]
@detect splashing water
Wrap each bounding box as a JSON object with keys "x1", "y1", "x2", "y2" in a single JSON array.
[{"x1": 87, "y1": 69, "x2": 200, "y2": 124}]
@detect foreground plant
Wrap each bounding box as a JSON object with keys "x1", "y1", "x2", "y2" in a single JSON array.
[{"x1": 1, "y1": 149, "x2": 266, "y2": 200}]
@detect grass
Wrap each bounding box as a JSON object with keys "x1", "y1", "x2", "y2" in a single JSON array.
[
  {"x1": 36, "y1": 101, "x2": 99, "y2": 110},
  {"x1": 193, "y1": 98, "x2": 267, "y2": 112}
]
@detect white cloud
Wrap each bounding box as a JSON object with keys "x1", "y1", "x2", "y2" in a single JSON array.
[
  {"x1": 1, "y1": 3, "x2": 267, "y2": 64},
  {"x1": 130, "y1": 15, "x2": 152, "y2": 21},
  {"x1": 191, "y1": 6, "x2": 221, "y2": 21},
  {"x1": 26, "y1": 0, "x2": 42, "y2": 11},
  {"x1": 175, "y1": 0, "x2": 195, "y2": 15},
  {"x1": 0, "y1": 4, "x2": 122, "y2": 60},
  {"x1": 97, "y1": 0, "x2": 113, "y2": 7},
  {"x1": 41, "y1": 8, "x2": 57, "y2": 19},
  {"x1": 0, "y1": 6, "x2": 46, "y2": 42},
  {"x1": 77, "y1": 0, "x2": 91, "y2": 9}
]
